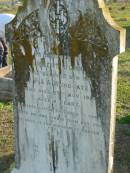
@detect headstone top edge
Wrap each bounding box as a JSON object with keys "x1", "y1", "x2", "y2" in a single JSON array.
[
  {"x1": 14, "y1": 0, "x2": 126, "y2": 55},
  {"x1": 98, "y1": 0, "x2": 126, "y2": 53}
]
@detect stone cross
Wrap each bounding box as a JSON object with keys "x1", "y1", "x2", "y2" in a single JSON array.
[{"x1": 8, "y1": 0, "x2": 125, "y2": 173}]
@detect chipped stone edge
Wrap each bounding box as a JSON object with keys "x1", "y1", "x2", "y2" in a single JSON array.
[{"x1": 98, "y1": 0, "x2": 126, "y2": 53}]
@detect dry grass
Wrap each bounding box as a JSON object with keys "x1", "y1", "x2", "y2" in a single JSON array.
[{"x1": 0, "y1": 103, "x2": 14, "y2": 173}]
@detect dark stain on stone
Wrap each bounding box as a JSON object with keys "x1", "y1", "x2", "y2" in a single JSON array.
[
  {"x1": 11, "y1": 9, "x2": 41, "y2": 104},
  {"x1": 52, "y1": 10, "x2": 112, "y2": 121},
  {"x1": 25, "y1": 128, "x2": 29, "y2": 146},
  {"x1": 12, "y1": 32, "x2": 34, "y2": 104},
  {"x1": 49, "y1": 136, "x2": 58, "y2": 173},
  {"x1": 72, "y1": 130, "x2": 78, "y2": 168}
]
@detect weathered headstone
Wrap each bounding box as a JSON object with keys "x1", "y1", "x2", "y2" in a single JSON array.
[
  {"x1": 8, "y1": 0, "x2": 125, "y2": 173},
  {"x1": 0, "y1": 66, "x2": 14, "y2": 101}
]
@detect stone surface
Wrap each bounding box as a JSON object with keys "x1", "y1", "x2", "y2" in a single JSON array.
[
  {"x1": 0, "y1": 66, "x2": 14, "y2": 101},
  {"x1": 8, "y1": 0, "x2": 125, "y2": 173},
  {"x1": 0, "y1": 77, "x2": 14, "y2": 102},
  {"x1": 0, "y1": 65, "x2": 12, "y2": 78}
]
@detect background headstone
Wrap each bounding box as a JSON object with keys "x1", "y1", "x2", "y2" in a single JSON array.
[
  {"x1": 0, "y1": 14, "x2": 15, "y2": 37},
  {"x1": 0, "y1": 66, "x2": 14, "y2": 102},
  {"x1": 8, "y1": 0, "x2": 126, "y2": 173}
]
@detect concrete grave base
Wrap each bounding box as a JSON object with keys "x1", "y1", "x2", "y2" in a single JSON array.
[
  {"x1": 0, "y1": 65, "x2": 12, "y2": 78},
  {"x1": 0, "y1": 66, "x2": 14, "y2": 101}
]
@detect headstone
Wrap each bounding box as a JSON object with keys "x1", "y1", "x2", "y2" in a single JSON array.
[
  {"x1": 0, "y1": 66, "x2": 14, "y2": 101},
  {"x1": 8, "y1": 0, "x2": 126, "y2": 173},
  {"x1": 0, "y1": 13, "x2": 15, "y2": 37}
]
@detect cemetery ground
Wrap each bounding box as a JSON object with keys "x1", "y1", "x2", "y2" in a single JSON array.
[{"x1": 0, "y1": 2, "x2": 130, "y2": 173}]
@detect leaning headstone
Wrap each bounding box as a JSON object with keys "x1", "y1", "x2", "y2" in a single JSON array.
[{"x1": 8, "y1": 0, "x2": 125, "y2": 173}]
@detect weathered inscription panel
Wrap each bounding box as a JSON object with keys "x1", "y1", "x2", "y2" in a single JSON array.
[{"x1": 9, "y1": 0, "x2": 125, "y2": 173}]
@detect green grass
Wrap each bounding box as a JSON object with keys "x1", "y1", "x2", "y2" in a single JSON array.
[
  {"x1": 108, "y1": 2, "x2": 130, "y2": 48},
  {"x1": 116, "y1": 49, "x2": 130, "y2": 119},
  {"x1": 108, "y1": 2, "x2": 130, "y2": 27},
  {"x1": 0, "y1": 0, "x2": 17, "y2": 14},
  {"x1": 0, "y1": 102, "x2": 13, "y2": 111},
  {"x1": 0, "y1": 102, "x2": 14, "y2": 173},
  {"x1": 0, "y1": 5, "x2": 17, "y2": 14},
  {"x1": 118, "y1": 114, "x2": 130, "y2": 124}
]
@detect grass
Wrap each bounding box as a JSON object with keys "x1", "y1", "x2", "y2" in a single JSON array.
[
  {"x1": 0, "y1": 5, "x2": 17, "y2": 14},
  {"x1": 108, "y1": 3, "x2": 130, "y2": 27},
  {"x1": 0, "y1": 102, "x2": 13, "y2": 155},
  {"x1": 118, "y1": 114, "x2": 130, "y2": 124},
  {"x1": 114, "y1": 124, "x2": 130, "y2": 172},
  {"x1": 117, "y1": 49, "x2": 130, "y2": 119},
  {"x1": 0, "y1": 6, "x2": 17, "y2": 14},
  {"x1": 0, "y1": 102, "x2": 14, "y2": 173},
  {"x1": 0, "y1": 102, "x2": 13, "y2": 111},
  {"x1": 0, "y1": 0, "x2": 17, "y2": 14},
  {"x1": 108, "y1": 2, "x2": 130, "y2": 51}
]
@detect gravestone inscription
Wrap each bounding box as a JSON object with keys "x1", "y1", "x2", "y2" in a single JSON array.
[{"x1": 8, "y1": 0, "x2": 125, "y2": 173}]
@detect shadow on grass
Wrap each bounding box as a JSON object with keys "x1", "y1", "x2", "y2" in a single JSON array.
[
  {"x1": 118, "y1": 70, "x2": 130, "y2": 77},
  {"x1": 0, "y1": 153, "x2": 15, "y2": 173},
  {"x1": 125, "y1": 26, "x2": 130, "y2": 48},
  {"x1": 119, "y1": 58, "x2": 130, "y2": 64},
  {"x1": 114, "y1": 120, "x2": 130, "y2": 173},
  {"x1": 118, "y1": 114, "x2": 130, "y2": 124}
]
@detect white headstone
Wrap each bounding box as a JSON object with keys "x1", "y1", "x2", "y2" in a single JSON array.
[
  {"x1": 0, "y1": 13, "x2": 15, "y2": 37},
  {"x1": 8, "y1": 0, "x2": 126, "y2": 173}
]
